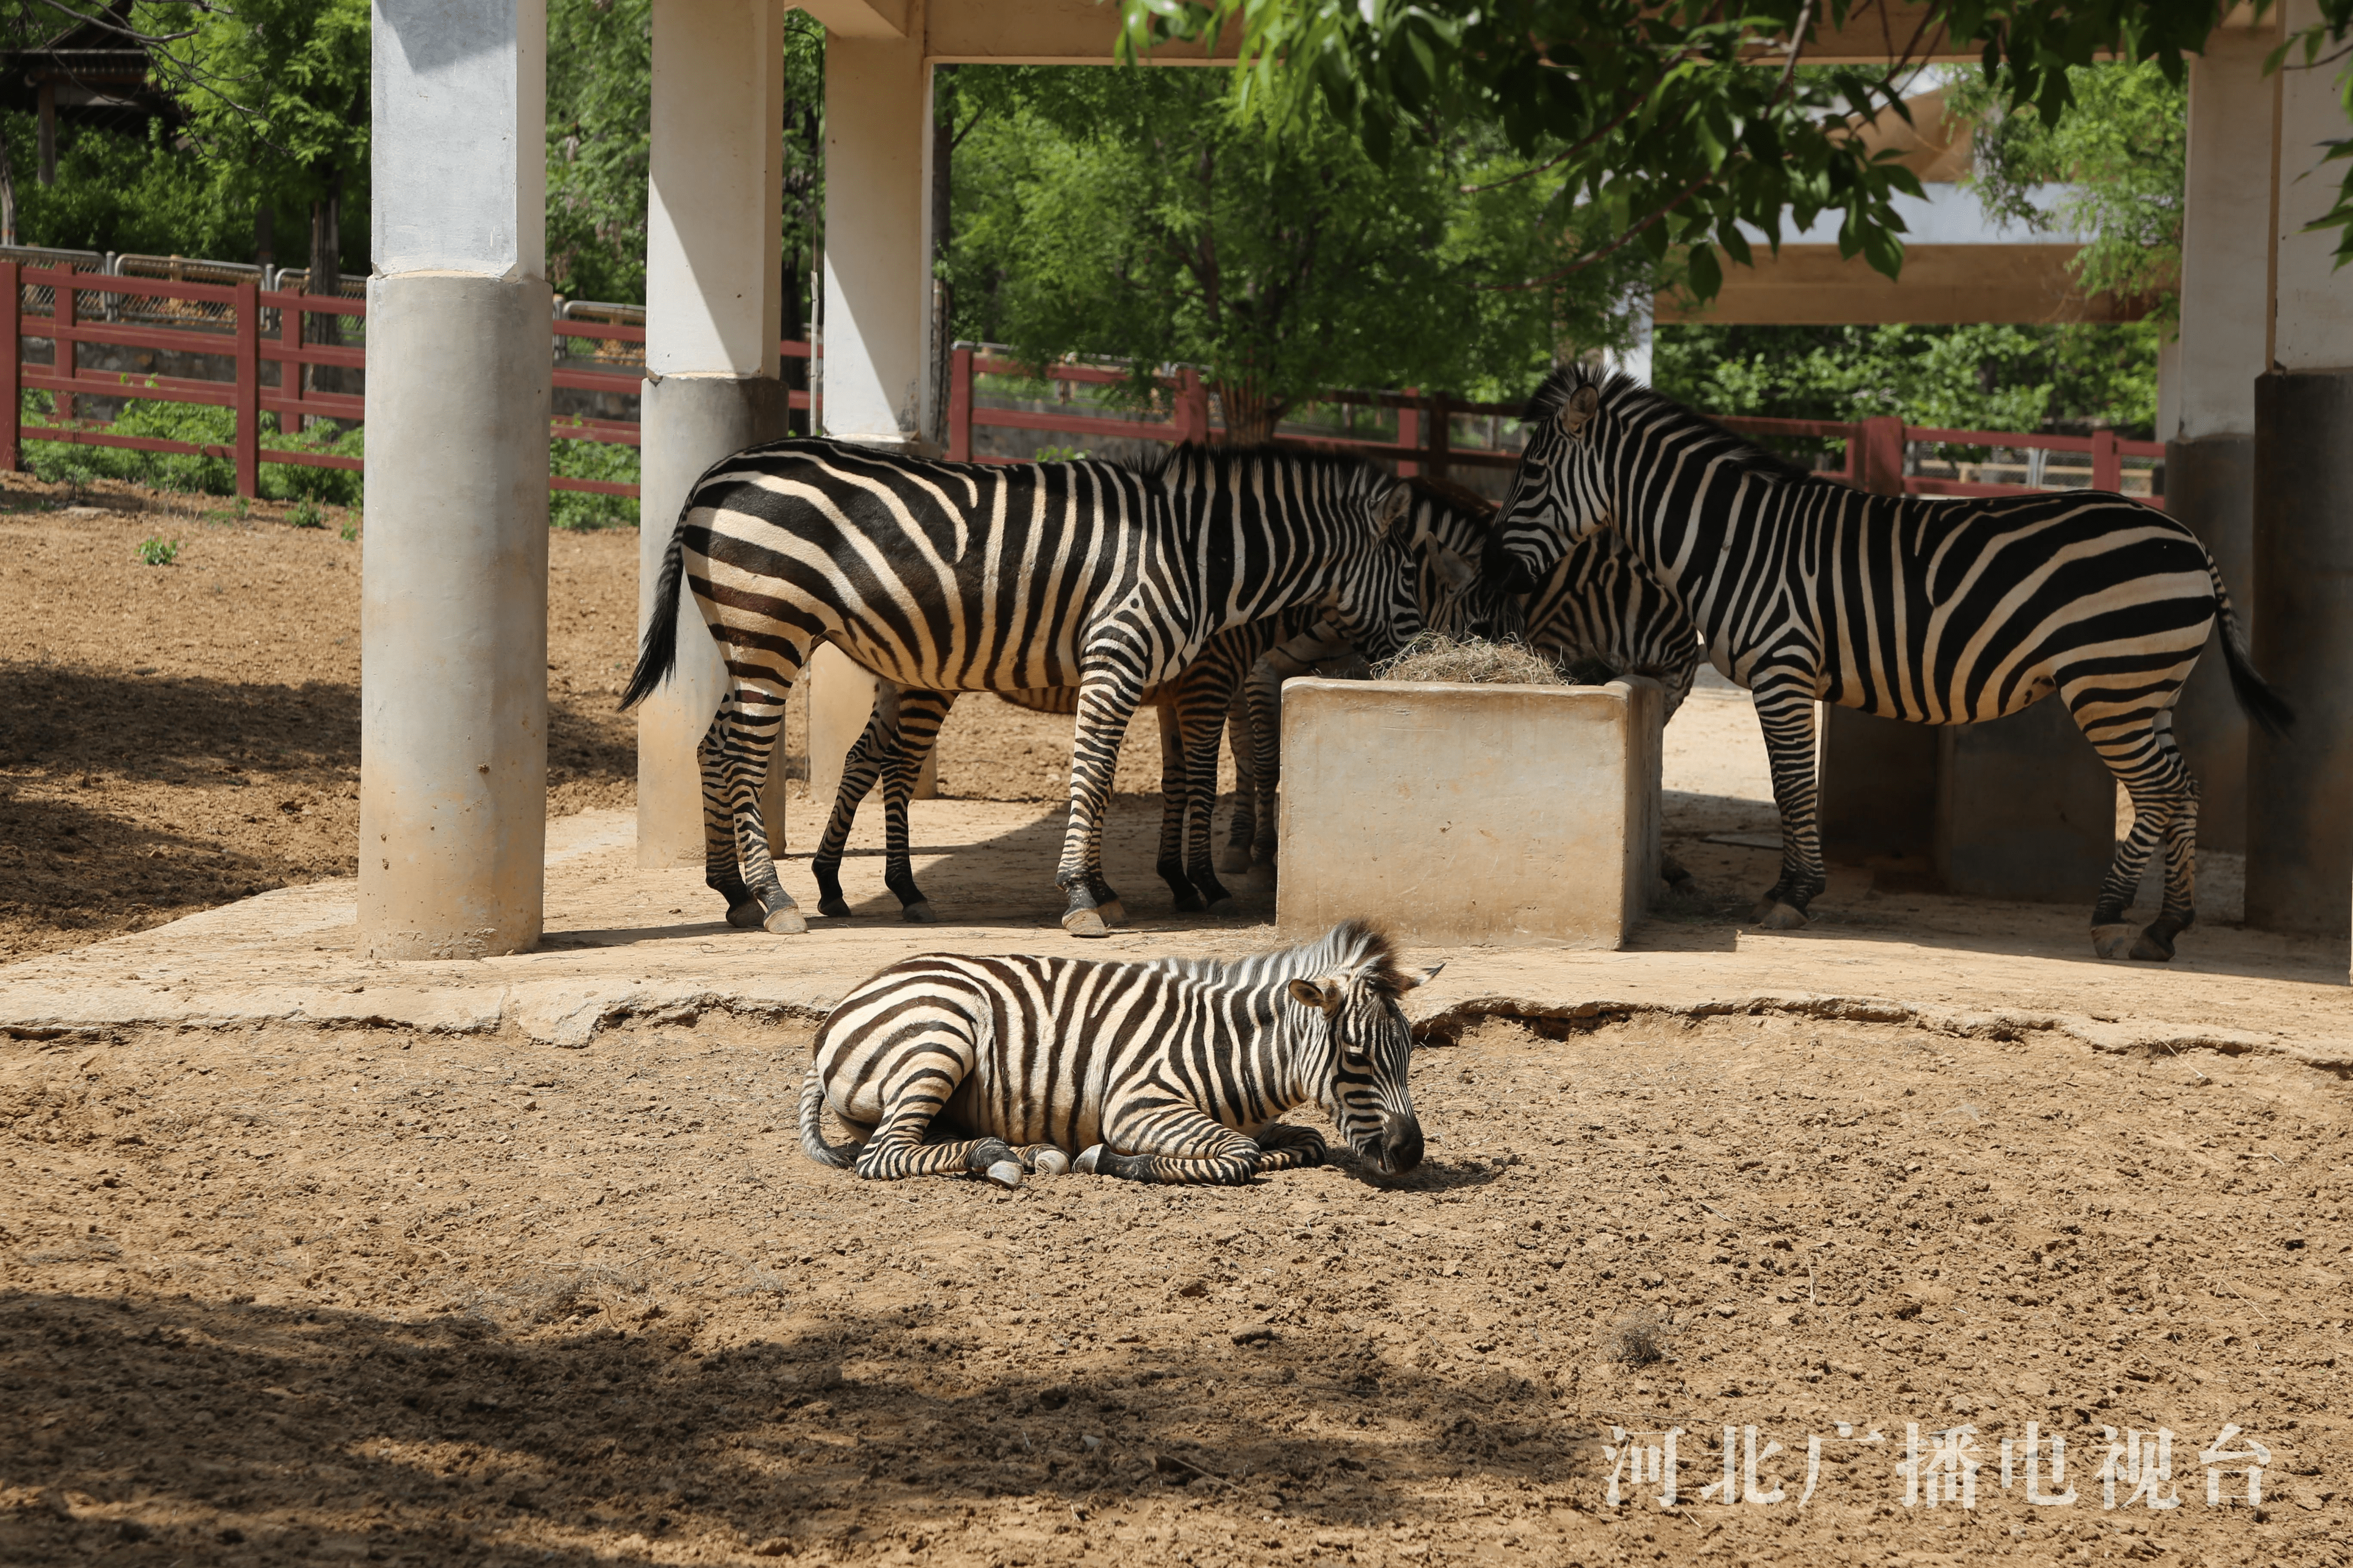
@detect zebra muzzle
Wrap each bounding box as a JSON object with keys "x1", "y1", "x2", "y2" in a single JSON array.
[{"x1": 1371, "y1": 1112, "x2": 1423, "y2": 1177}]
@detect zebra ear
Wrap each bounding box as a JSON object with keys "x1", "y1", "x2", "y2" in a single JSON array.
[
  {"x1": 1426, "y1": 546, "x2": 1475, "y2": 594},
  {"x1": 1560, "y1": 384, "x2": 1602, "y2": 437},
  {"x1": 1401, "y1": 962, "x2": 1444, "y2": 991},
  {"x1": 1287, "y1": 977, "x2": 1340, "y2": 1013}
]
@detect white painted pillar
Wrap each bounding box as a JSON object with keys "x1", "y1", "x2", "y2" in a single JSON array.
[
  {"x1": 635, "y1": 0, "x2": 793, "y2": 867},
  {"x1": 2247, "y1": 0, "x2": 2353, "y2": 941},
  {"x1": 362, "y1": 0, "x2": 551, "y2": 959},
  {"x1": 2165, "y1": 23, "x2": 2275, "y2": 854},
  {"x1": 821, "y1": 16, "x2": 936, "y2": 447}
]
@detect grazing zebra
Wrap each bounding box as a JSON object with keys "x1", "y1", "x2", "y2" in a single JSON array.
[
  {"x1": 806, "y1": 494, "x2": 1505, "y2": 921},
  {"x1": 1488, "y1": 364, "x2": 2293, "y2": 960},
  {"x1": 798, "y1": 920, "x2": 1434, "y2": 1187},
  {"x1": 1230, "y1": 476, "x2": 1701, "y2": 873},
  {"x1": 621, "y1": 440, "x2": 1448, "y2": 938}
]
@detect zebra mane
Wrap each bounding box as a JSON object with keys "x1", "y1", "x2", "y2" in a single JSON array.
[
  {"x1": 1150, "y1": 919, "x2": 1412, "y2": 995},
  {"x1": 1523, "y1": 365, "x2": 1815, "y2": 486},
  {"x1": 1148, "y1": 441, "x2": 1392, "y2": 497}
]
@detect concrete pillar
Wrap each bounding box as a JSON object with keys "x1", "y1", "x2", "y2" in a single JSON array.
[
  {"x1": 1934, "y1": 699, "x2": 2117, "y2": 902},
  {"x1": 634, "y1": 0, "x2": 793, "y2": 867},
  {"x1": 361, "y1": 0, "x2": 550, "y2": 960},
  {"x1": 805, "y1": 644, "x2": 939, "y2": 805},
  {"x1": 2247, "y1": 0, "x2": 2353, "y2": 942},
  {"x1": 821, "y1": 18, "x2": 936, "y2": 446},
  {"x1": 2165, "y1": 25, "x2": 2273, "y2": 855}
]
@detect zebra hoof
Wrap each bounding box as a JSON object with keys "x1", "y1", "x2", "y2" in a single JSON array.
[
  {"x1": 1754, "y1": 901, "x2": 1808, "y2": 931},
  {"x1": 1098, "y1": 898, "x2": 1127, "y2": 926},
  {"x1": 1214, "y1": 847, "x2": 1252, "y2": 875},
  {"x1": 983, "y1": 1160, "x2": 1025, "y2": 1190},
  {"x1": 1062, "y1": 908, "x2": 1111, "y2": 939},
  {"x1": 2129, "y1": 929, "x2": 2177, "y2": 962},
  {"x1": 1073, "y1": 1144, "x2": 1107, "y2": 1175},
  {"x1": 1030, "y1": 1149, "x2": 1071, "y2": 1176},
  {"x1": 726, "y1": 900, "x2": 767, "y2": 930},
  {"x1": 901, "y1": 901, "x2": 939, "y2": 924},
  {"x1": 817, "y1": 896, "x2": 852, "y2": 918},
  {"x1": 1205, "y1": 896, "x2": 1238, "y2": 917},
  {"x1": 762, "y1": 905, "x2": 808, "y2": 936},
  {"x1": 2091, "y1": 923, "x2": 2136, "y2": 960}
]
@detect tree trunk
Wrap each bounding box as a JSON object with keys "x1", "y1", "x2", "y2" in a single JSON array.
[
  {"x1": 309, "y1": 178, "x2": 343, "y2": 398},
  {"x1": 0, "y1": 126, "x2": 17, "y2": 247},
  {"x1": 1212, "y1": 379, "x2": 1284, "y2": 445},
  {"x1": 255, "y1": 205, "x2": 274, "y2": 271}
]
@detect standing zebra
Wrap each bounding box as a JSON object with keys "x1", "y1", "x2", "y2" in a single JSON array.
[
  {"x1": 799, "y1": 920, "x2": 1434, "y2": 1187},
  {"x1": 806, "y1": 492, "x2": 1503, "y2": 921},
  {"x1": 1487, "y1": 365, "x2": 2292, "y2": 961},
  {"x1": 621, "y1": 440, "x2": 1441, "y2": 937}
]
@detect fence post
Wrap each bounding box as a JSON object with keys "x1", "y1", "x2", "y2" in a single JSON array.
[
  {"x1": 1396, "y1": 389, "x2": 1421, "y2": 479},
  {"x1": 1856, "y1": 415, "x2": 1906, "y2": 494},
  {"x1": 0, "y1": 262, "x2": 18, "y2": 473},
  {"x1": 54, "y1": 269, "x2": 75, "y2": 425},
  {"x1": 281, "y1": 288, "x2": 306, "y2": 435},
  {"x1": 1175, "y1": 367, "x2": 1209, "y2": 444},
  {"x1": 2090, "y1": 427, "x2": 2121, "y2": 493},
  {"x1": 946, "y1": 344, "x2": 973, "y2": 460},
  {"x1": 233, "y1": 281, "x2": 259, "y2": 498},
  {"x1": 1427, "y1": 390, "x2": 1451, "y2": 482}
]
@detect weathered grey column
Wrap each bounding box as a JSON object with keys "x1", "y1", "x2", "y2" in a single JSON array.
[
  {"x1": 361, "y1": 0, "x2": 551, "y2": 959},
  {"x1": 2247, "y1": 0, "x2": 2353, "y2": 943},
  {"x1": 2165, "y1": 23, "x2": 2272, "y2": 855},
  {"x1": 635, "y1": 0, "x2": 792, "y2": 867}
]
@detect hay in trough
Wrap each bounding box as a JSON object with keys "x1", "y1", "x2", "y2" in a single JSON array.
[{"x1": 1373, "y1": 634, "x2": 1570, "y2": 686}]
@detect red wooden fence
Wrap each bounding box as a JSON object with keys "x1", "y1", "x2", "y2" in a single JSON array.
[{"x1": 0, "y1": 262, "x2": 2163, "y2": 509}]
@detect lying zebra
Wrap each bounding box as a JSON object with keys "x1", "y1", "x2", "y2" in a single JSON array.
[
  {"x1": 805, "y1": 482, "x2": 1507, "y2": 921},
  {"x1": 799, "y1": 920, "x2": 1433, "y2": 1187}
]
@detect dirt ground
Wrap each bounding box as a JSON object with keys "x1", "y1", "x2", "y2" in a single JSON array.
[
  {"x1": 0, "y1": 484, "x2": 1179, "y2": 961},
  {"x1": 3, "y1": 1007, "x2": 2348, "y2": 1567},
  {"x1": 7, "y1": 483, "x2": 2351, "y2": 1567}
]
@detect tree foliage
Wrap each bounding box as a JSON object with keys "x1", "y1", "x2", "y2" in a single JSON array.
[
  {"x1": 1946, "y1": 61, "x2": 2185, "y2": 314},
  {"x1": 1117, "y1": 0, "x2": 2347, "y2": 297},
  {"x1": 943, "y1": 65, "x2": 1653, "y2": 438}
]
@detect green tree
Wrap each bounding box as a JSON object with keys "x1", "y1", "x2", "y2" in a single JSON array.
[
  {"x1": 1946, "y1": 61, "x2": 2186, "y2": 315},
  {"x1": 1654, "y1": 321, "x2": 2164, "y2": 443},
  {"x1": 1119, "y1": 1, "x2": 2352, "y2": 298},
  {"x1": 0, "y1": 109, "x2": 244, "y2": 256},
  {"x1": 133, "y1": 0, "x2": 371, "y2": 283},
  {"x1": 945, "y1": 66, "x2": 1653, "y2": 440}
]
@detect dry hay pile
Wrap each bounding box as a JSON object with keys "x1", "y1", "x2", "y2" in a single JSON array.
[{"x1": 1374, "y1": 634, "x2": 1576, "y2": 686}]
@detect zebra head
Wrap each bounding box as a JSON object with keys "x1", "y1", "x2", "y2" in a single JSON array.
[
  {"x1": 1490, "y1": 364, "x2": 1619, "y2": 594},
  {"x1": 1282, "y1": 922, "x2": 1439, "y2": 1178},
  {"x1": 1326, "y1": 480, "x2": 1514, "y2": 660}
]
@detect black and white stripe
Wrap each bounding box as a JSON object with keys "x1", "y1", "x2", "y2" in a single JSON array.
[
  {"x1": 1490, "y1": 365, "x2": 2292, "y2": 960},
  {"x1": 623, "y1": 440, "x2": 1444, "y2": 937},
  {"x1": 799, "y1": 920, "x2": 1434, "y2": 1187},
  {"x1": 808, "y1": 485, "x2": 1505, "y2": 921}
]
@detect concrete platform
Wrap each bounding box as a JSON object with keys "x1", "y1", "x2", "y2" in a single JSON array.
[{"x1": 3, "y1": 796, "x2": 2348, "y2": 1069}]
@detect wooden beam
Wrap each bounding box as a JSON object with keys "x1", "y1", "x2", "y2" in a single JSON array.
[{"x1": 1658, "y1": 244, "x2": 2160, "y2": 326}]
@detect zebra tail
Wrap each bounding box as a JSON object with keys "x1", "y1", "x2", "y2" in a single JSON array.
[
  {"x1": 617, "y1": 519, "x2": 687, "y2": 713},
  {"x1": 798, "y1": 1063, "x2": 859, "y2": 1169},
  {"x1": 2209, "y1": 559, "x2": 2295, "y2": 739}
]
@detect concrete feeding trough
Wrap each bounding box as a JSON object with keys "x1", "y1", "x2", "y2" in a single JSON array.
[{"x1": 1275, "y1": 676, "x2": 1665, "y2": 947}]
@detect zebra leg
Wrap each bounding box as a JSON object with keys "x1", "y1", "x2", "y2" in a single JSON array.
[
  {"x1": 1151, "y1": 698, "x2": 1204, "y2": 912},
  {"x1": 1251, "y1": 1122, "x2": 1328, "y2": 1172},
  {"x1": 1748, "y1": 675, "x2": 1827, "y2": 928},
  {"x1": 880, "y1": 689, "x2": 952, "y2": 923},
  {"x1": 1058, "y1": 657, "x2": 1149, "y2": 937},
  {"x1": 809, "y1": 696, "x2": 896, "y2": 919},
  {"x1": 1218, "y1": 682, "x2": 1258, "y2": 874},
  {"x1": 2080, "y1": 698, "x2": 2198, "y2": 962},
  {"x1": 849, "y1": 1049, "x2": 1023, "y2": 1187},
  {"x1": 698, "y1": 700, "x2": 763, "y2": 926},
  {"x1": 1176, "y1": 668, "x2": 1239, "y2": 913},
  {"x1": 1243, "y1": 654, "x2": 1285, "y2": 875}
]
